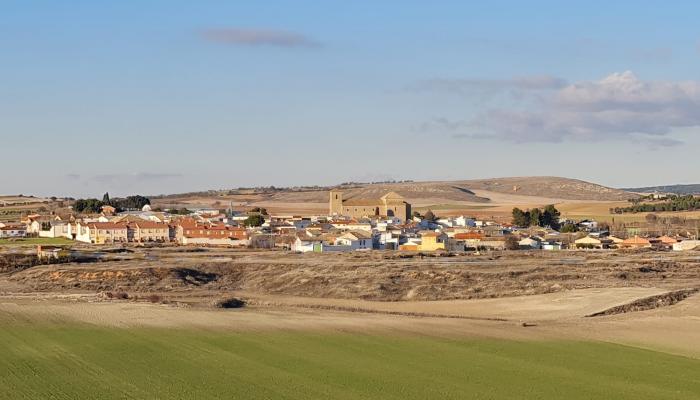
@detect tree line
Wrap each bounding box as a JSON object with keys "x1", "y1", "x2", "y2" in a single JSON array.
[
  {"x1": 511, "y1": 205, "x2": 561, "y2": 229},
  {"x1": 612, "y1": 195, "x2": 700, "y2": 213},
  {"x1": 73, "y1": 193, "x2": 151, "y2": 213}
]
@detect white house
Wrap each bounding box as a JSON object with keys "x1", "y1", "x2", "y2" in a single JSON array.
[
  {"x1": 542, "y1": 241, "x2": 563, "y2": 251},
  {"x1": 0, "y1": 225, "x2": 27, "y2": 238},
  {"x1": 519, "y1": 236, "x2": 542, "y2": 249},
  {"x1": 335, "y1": 231, "x2": 373, "y2": 250},
  {"x1": 673, "y1": 240, "x2": 700, "y2": 251},
  {"x1": 291, "y1": 237, "x2": 316, "y2": 253},
  {"x1": 38, "y1": 221, "x2": 74, "y2": 239},
  {"x1": 455, "y1": 216, "x2": 476, "y2": 227},
  {"x1": 377, "y1": 231, "x2": 403, "y2": 250}
]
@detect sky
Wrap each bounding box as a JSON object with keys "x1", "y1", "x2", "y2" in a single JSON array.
[{"x1": 2, "y1": 1, "x2": 700, "y2": 197}]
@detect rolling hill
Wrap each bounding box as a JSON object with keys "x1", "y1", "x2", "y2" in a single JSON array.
[
  {"x1": 272, "y1": 177, "x2": 635, "y2": 203},
  {"x1": 151, "y1": 177, "x2": 637, "y2": 213}
]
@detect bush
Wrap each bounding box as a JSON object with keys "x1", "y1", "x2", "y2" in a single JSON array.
[
  {"x1": 244, "y1": 215, "x2": 265, "y2": 227},
  {"x1": 145, "y1": 294, "x2": 162, "y2": 303},
  {"x1": 214, "y1": 297, "x2": 246, "y2": 309},
  {"x1": 504, "y1": 236, "x2": 520, "y2": 250}
]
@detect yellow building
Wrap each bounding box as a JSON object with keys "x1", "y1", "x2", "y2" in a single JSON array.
[
  {"x1": 399, "y1": 231, "x2": 446, "y2": 251},
  {"x1": 329, "y1": 190, "x2": 411, "y2": 221},
  {"x1": 76, "y1": 222, "x2": 129, "y2": 244},
  {"x1": 417, "y1": 231, "x2": 445, "y2": 251}
]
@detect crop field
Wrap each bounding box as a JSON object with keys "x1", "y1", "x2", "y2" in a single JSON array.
[{"x1": 0, "y1": 320, "x2": 699, "y2": 400}]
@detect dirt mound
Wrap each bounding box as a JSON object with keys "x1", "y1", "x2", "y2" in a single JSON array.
[
  {"x1": 10, "y1": 265, "x2": 222, "y2": 292},
  {"x1": 0, "y1": 254, "x2": 41, "y2": 273},
  {"x1": 586, "y1": 288, "x2": 699, "y2": 317},
  {"x1": 7, "y1": 250, "x2": 700, "y2": 302}
]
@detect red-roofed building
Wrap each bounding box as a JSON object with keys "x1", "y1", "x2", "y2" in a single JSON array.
[
  {"x1": 130, "y1": 221, "x2": 170, "y2": 242},
  {"x1": 175, "y1": 221, "x2": 248, "y2": 246}
]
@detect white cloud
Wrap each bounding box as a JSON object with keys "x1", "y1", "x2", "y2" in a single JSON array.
[{"x1": 435, "y1": 71, "x2": 700, "y2": 146}]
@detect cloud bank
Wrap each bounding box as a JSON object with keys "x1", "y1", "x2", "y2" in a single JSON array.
[
  {"x1": 424, "y1": 71, "x2": 700, "y2": 146},
  {"x1": 201, "y1": 28, "x2": 319, "y2": 48}
]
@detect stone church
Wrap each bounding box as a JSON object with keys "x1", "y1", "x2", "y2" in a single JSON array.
[{"x1": 329, "y1": 189, "x2": 411, "y2": 221}]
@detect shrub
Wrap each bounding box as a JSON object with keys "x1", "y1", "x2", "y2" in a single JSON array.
[
  {"x1": 214, "y1": 297, "x2": 246, "y2": 309},
  {"x1": 145, "y1": 294, "x2": 162, "y2": 303}
]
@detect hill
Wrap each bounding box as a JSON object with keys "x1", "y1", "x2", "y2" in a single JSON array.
[
  {"x1": 623, "y1": 184, "x2": 700, "y2": 195},
  {"x1": 454, "y1": 176, "x2": 637, "y2": 201},
  {"x1": 151, "y1": 177, "x2": 637, "y2": 212},
  {"x1": 269, "y1": 176, "x2": 636, "y2": 203}
]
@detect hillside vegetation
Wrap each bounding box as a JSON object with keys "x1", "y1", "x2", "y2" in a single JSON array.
[{"x1": 624, "y1": 184, "x2": 700, "y2": 195}]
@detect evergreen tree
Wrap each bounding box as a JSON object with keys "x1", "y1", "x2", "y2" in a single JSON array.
[
  {"x1": 512, "y1": 208, "x2": 531, "y2": 227},
  {"x1": 529, "y1": 208, "x2": 542, "y2": 227}
]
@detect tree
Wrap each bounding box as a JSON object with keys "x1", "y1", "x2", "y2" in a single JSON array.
[
  {"x1": 529, "y1": 208, "x2": 542, "y2": 227},
  {"x1": 504, "y1": 235, "x2": 520, "y2": 250},
  {"x1": 112, "y1": 195, "x2": 150, "y2": 211},
  {"x1": 423, "y1": 210, "x2": 438, "y2": 222},
  {"x1": 250, "y1": 207, "x2": 268, "y2": 215},
  {"x1": 102, "y1": 192, "x2": 111, "y2": 205},
  {"x1": 512, "y1": 208, "x2": 530, "y2": 227},
  {"x1": 541, "y1": 205, "x2": 561, "y2": 229},
  {"x1": 560, "y1": 223, "x2": 578, "y2": 233},
  {"x1": 73, "y1": 198, "x2": 104, "y2": 213},
  {"x1": 645, "y1": 213, "x2": 659, "y2": 224},
  {"x1": 244, "y1": 214, "x2": 265, "y2": 227},
  {"x1": 168, "y1": 208, "x2": 191, "y2": 215}
]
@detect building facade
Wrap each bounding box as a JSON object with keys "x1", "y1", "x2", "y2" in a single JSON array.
[{"x1": 329, "y1": 190, "x2": 411, "y2": 221}]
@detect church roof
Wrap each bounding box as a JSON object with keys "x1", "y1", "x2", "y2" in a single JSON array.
[{"x1": 342, "y1": 199, "x2": 382, "y2": 206}]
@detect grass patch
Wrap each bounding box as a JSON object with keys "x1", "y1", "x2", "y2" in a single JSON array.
[
  {"x1": 0, "y1": 323, "x2": 698, "y2": 399},
  {"x1": 0, "y1": 237, "x2": 74, "y2": 247}
]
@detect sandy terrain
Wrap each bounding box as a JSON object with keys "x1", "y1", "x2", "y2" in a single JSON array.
[{"x1": 1, "y1": 287, "x2": 698, "y2": 358}]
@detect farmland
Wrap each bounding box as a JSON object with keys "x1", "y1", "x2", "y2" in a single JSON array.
[
  {"x1": 0, "y1": 237, "x2": 75, "y2": 247},
  {"x1": 0, "y1": 316, "x2": 698, "y2": 400},
  {"x1": 2, "y1": 244, "x2": 700, "y2": 399}
]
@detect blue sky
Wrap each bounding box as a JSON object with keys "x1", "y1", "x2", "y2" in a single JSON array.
[{"x1": 2, "y1": 1, "x2": 700, "y2": 197}]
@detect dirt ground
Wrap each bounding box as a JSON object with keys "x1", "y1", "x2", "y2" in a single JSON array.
[{"x1": 1, "y1": 247, "x2": 699, "y2": 358}]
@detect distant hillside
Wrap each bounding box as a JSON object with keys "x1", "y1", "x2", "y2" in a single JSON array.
[
  {"x1": 152, "y1": 177, "x2": 637, "y2": 210},
  {"x1": 453, "y1": 177, "x2": 637, "y2": 201},
  {"x1": 622, "y1": 184, "x2": 700, "y2": 195},
  {"x1": 268, "y1": 182, "x2": 491, "y2": 204},
  {"x1": 267, "y1": 177, "x2": 636, "y2": 203}
]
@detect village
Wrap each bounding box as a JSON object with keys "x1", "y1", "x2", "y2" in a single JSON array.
[{"x1": 2, "y1": 189, "x2": 699, "y2": 254}]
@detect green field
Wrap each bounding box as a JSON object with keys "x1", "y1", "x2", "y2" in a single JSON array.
[
  {"x1": 0, "y1": 322, "x2": 698, "y2": 399},
  {"x1": 0, "y1": 237, "x2": 74, "y2": 247}
]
